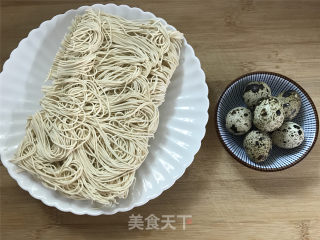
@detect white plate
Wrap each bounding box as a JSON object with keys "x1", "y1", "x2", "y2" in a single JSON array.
[{"x1": 0, "y1": 4, "x2": 208, "y2": 215}]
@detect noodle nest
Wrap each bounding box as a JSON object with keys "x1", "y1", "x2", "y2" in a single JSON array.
[{"x1": 12, "y1": 10, "x2": 183, "y2": 205}]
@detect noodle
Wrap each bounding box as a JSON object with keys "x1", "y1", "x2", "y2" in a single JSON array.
[{"x1": 11, "y1": 9, "x2": 183, "y2": 205}]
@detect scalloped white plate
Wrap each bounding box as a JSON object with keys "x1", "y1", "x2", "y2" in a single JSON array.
[{"x1": 0, "y1": 4, "x2": 208, "y2": 215}]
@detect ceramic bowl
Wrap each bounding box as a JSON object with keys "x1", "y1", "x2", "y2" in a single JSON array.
[
  {"x1": 215, "y1": 72, "x2": 318, "y2": 171},
  {"x1": 0, "y1": 4, "x2": 209, "y2": 215}
]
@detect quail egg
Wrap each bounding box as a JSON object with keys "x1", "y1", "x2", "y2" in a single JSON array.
[
  {"x1": 277, "y1": 90, "x2": 301, "y2": 120},
  {"x1": 272, "y1": 122, "x2": 304, "y2": 149},
  {"x1": 243, "y1": 81, "x2": 271, "y2": 109},
  {"x1": 253, "y1": 97, "x2": 284, "y2": 132},
  {"x1": 244, "y1": 130, "x2": 272, "y2": 162},
  {"x1": 226, "y1": 107, "x2": 252, "y2": 135}
]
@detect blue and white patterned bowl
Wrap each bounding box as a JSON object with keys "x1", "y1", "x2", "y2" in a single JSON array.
[{"x1": 215, "y1": 72, "x2": 319, "y2": 171}]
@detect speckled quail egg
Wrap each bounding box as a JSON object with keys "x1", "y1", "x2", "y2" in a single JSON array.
[
  {"x1": 244, "y1": 130, "x2": 272, "y2": 162},
  {"x1": 243, "y1": 81, "x2": 271, "y2": 109},
  {"x1": 272, "y1": 122, "x2": 304, "y2": 149},
  {"x1": 226, "y1": 107, "x2": 252, "y2": 135},
  {"x1": 253, "y1": 97, "x2": 284, "y2": 132},
  {"x1": 277, "y1": 90, "x2": 301, "y2": 120}
]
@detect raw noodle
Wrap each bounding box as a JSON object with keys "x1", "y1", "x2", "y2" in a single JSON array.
[{"x1": 12, "y1": 9, "x2": 183, "y2": 205}]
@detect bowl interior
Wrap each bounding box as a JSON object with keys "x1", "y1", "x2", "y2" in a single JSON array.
[{"x1": 216, "y1": 72, "x2": 318, "y2": 171}]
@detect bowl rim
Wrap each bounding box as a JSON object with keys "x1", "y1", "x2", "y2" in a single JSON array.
[{"x1": 215, "y1": 71, "x2": 319, "y2": 172}]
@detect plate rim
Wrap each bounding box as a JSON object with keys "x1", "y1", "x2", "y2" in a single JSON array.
[
  {"x1": 215, "y1": 71, "x2": 319, "y2": 172},
  {"x1": 0, "y1": 3, "x2": 209, "y2": 215}
]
